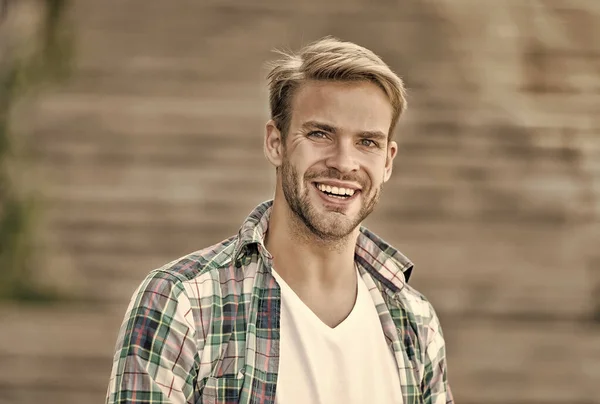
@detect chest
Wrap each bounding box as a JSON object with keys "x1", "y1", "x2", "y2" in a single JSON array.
[
  {"x1": 276, "y1": 304, "x2": 403, "y2": 403},
  {"x1": 289, "y1": 283, "x2": 358, "y2": 328},
  {"x1": 198, "y1": 271, "x2": 424, "y2": 404}
]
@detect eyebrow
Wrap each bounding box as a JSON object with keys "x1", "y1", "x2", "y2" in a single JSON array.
[{"x1": 301, "y1": 120, "x2": 388, "y2": 141}]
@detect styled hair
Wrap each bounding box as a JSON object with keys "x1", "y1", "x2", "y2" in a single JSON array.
[{"x1": 266, "y1": 36, "x2": 407, "y2": 140}]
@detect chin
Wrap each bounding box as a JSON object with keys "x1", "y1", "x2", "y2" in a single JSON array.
[{"x1": 309, "y1": 212, "x2": 360, "y2": 239}]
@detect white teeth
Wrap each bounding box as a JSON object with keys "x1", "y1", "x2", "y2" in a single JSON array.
[{"x1": 316, "y1": 183, "x2": 356, "y2": 197}]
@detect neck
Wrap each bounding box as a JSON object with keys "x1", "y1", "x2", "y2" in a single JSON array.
[{"x1": 264, "y1": 195, "x2": 359, "y2": 289}]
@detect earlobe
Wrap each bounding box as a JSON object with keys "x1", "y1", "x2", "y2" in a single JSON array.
[{"x1": 264, "y1": 120, "x2": 283, "y2": 167}]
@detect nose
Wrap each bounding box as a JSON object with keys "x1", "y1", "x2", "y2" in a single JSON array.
[{"x1": 324, "y1": 139, "x2": 360, "y2": 174}]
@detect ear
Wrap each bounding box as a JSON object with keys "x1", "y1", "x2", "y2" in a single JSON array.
[
  {"x1": 264, "y1": 120, "x2": 284, "y2": 168},
  {"x1": 383, "y1": 140, "x2": 398, "y2": 183}
]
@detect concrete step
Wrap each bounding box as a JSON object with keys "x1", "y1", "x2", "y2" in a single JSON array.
[
  {"x1": 445, "y1": 319, "x2": 599, "y2": 403},
  {"x1": 0, "y1": 305, "x2": 597, "y2": 404},
  {"x1": 31, "y1": 91, "x2": 600, "y2": 158},
  {"x1": 0, "y1": 306, "x2": 122, "y2": 358},
  {"x1": 38, "y1": 217, "x2": 595, "y2": 319},
  {"x1": 0, "y1": 306, "x2": 120, "y2": 404},
  {"x1": 375, "y1": 218, "x2": 597, "y2": 319},
  {"x1": 69, "y1": 14, "x2": 431, "y2": 83},
  {"x1": 31, "y1": 104, "x2": 600, "y2": 159},
  {"x1": 73, "y1": 0, "x2": 430, "y2": 20}
]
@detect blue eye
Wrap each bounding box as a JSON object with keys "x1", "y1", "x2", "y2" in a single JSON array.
[
  {"x1": 308, "y1": 131, "x2": 328, "y2": 139},
  {"x1": 360, "y1": 139, "x2": 378, "y2": 148}
]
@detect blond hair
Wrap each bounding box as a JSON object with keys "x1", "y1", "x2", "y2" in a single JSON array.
[{"x1": 266, "y1": 36, "x2": 407, "y2": 140}]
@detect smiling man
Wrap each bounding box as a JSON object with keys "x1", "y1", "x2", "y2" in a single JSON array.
[{"x1": 107, "y1": 37, "x2": 453, "y2": 404}]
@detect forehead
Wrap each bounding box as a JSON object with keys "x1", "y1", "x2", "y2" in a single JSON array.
[{"x1": 290, "y1": 80, "x2": 393, "y2": 134}]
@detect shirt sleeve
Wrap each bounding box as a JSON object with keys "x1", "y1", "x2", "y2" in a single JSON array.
[
  {"x1": 106, "y1": 271, "x2": 199, "y2": 403},
  {"x1": 421, "y1": 302, "x2": 454, "y2": 404}
]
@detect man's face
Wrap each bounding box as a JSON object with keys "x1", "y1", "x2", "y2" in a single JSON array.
[{"x1": 273, "y1": 80, "x2": 397, "y2": 241}]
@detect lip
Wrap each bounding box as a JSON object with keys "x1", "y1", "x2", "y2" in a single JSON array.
[{"x1": 312, "y1": 182, "x2": 360, "y2": 206}]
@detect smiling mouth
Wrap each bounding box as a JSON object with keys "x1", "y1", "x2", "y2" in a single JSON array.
[{"x1": 313, "y1": 182, "x2": 359, "y2": 200}]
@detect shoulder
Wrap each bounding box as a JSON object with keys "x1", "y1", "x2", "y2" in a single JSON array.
[
  {"x1": 395, "y1": 282, "x2": 446, "y2": 353},
  {"x1": 397, "y1": 283, "x2": 438, "y2": 323},
  {"x1": 125, "y1": 235, "x2": 242, "y2": 316},
  {"x1": 154, "y1": 235, "x2": 239, "y2": 282}
]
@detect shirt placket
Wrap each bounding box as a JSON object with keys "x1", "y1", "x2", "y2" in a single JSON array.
[
  {"x1": 359, "y1": 268, "x2": 423, "y2": 404},
  {"x1": 242, "y1": 255, "x2": 281, "y2": 404}
]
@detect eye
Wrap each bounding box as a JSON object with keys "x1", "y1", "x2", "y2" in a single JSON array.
[
  {"x1": 359, "y1": 138, "x2": 379, "y2": 148},
  {"x1": 307, "y1": 131, "x2": 328, "y2": 139}
]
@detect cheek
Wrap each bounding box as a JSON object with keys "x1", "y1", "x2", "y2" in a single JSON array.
[
  {"x1": 283, "y1": 155, "x2": 312, "y2": 184},
  {"x1": 298, "y1": 154, "x2": 325, "y2": 174},
  {"x1": 362, "y1": 157, "x2": 387, "y2": 179}
]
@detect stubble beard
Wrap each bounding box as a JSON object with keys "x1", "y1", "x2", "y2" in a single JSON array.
[{"x1": 280, "y1": 156, "x2": 382, "y2": 244}]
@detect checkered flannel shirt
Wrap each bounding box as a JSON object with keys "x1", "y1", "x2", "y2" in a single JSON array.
[{"x1": 106, "y1": 200, "x2": 453, "y2": 404}]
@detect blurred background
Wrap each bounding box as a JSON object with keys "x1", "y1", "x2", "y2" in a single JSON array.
[{"x1": 1, "y1": 0, "x2": 599, "y2": 402}]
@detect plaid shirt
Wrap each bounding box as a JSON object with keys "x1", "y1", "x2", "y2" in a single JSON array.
[{"x1": 106, "y1": 200, "x2": 453, "y2": 404}]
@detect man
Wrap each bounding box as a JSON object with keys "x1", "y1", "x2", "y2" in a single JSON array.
[{"x1": 106, "y1": 36, "x2": 453, "y2": 404}]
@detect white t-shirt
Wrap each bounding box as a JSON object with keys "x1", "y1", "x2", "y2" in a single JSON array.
[{"x1": 272, "y1": 267, "x2": 403, "y2": 404}]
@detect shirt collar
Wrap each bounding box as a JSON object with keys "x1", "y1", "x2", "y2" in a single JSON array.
[{"x1": 233, "y1": 200, "x2": 414, "y2": 293}]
